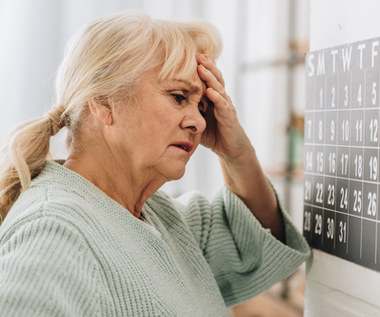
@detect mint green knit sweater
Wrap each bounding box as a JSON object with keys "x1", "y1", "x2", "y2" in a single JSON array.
[{"x1": 0, "y1": 161, "x2": 310, "y2": 316}]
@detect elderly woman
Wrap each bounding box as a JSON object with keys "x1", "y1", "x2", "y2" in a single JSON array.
[{"x1": 0, "y1": 11, "x2": 309, "y2": 316}]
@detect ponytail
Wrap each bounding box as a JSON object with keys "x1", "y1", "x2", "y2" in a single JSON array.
[{"x1": 0, "y1": 105, "x2": 66, "y2": 223}]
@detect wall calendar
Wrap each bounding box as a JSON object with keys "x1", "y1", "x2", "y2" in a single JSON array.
[{"x1": 304, "y1": 36, "x2": 380, "y2": 271}]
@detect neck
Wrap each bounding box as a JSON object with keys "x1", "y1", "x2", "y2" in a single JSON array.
[{"x1": 64, "y1": 150, "x2": 165, "y2": 219}]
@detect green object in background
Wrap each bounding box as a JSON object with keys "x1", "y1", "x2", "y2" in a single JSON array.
[{"x1": 289, "y1": 115, "x2": 304, "y2": 171}]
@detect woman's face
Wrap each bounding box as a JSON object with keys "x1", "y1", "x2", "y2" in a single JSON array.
[{"x1": 108, "y1": 68, "x2": 208, "y2": 182}]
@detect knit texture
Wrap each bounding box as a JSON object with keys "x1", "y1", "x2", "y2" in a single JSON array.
[{"x1": 0, "y1": 161, "x2": 310, "y2": 316}]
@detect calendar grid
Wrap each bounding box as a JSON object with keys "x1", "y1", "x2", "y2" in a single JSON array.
[
  {"x1": 360, "y1": 90, "x2": 365, "y2": 259},
  {"x1": 305, "y1": 171, "x2": 380, "y2": 185},
  {"x1": 305, "y1": 143, "x2": 380, "y2": 150},
  {"x1": 304, "y1": 36, "x2": 380, "y2": 271},
  {"x1": 304, "y1": 202, "x2": 380, "y2": 223}
]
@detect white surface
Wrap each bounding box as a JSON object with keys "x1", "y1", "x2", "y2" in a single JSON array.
[
  {"x1": 305, "y1": 276, "x2": 380, "y2": 317},
  {"x1": 0, "y1": 0, "x2": 299, "y2": 200},
  {"x1": 310, "y1": 0, "x2": 380, "y2": 51},
  {"x1": 307, "y1": 250, "x2": 380, "y2": 309},
  {"x1": 306, "y1": 0, "x2": 380, "y2": 315}
]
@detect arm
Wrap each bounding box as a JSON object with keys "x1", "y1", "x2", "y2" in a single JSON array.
[
  {"x1": 175, "y1": 186, "x2": 310, "y2": 307},
  {"x1": 197, "y1": 54, "x2": 284, "y2": 241}
]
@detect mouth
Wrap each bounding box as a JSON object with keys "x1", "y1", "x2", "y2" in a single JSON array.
[{"x1": 171, "y1": 142, "x2": 194, "y2": 153}]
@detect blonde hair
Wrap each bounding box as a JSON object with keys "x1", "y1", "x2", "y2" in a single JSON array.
[{"x1": 0, "y1": 11, "x2": 222, "y2": 223}]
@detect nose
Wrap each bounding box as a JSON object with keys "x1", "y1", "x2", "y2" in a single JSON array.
[{"x1": 180, "y1": 106, "x2": 206, "y2": 134}]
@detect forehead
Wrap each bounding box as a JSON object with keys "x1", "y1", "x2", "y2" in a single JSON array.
[
  {"x1": 143, "y1": 68, "x2": 206, "y2": 96},
  {"x1": 169, "y1": 78, "x2": 206, "y2": 95}
]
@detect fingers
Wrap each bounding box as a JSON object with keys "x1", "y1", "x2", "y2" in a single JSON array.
[
  {"x1": 196, "y1": 53, "x2": 225, "y2": 87},
  {"x1": 206, "y1": 87, "x2": 234, "y2": 113},
  {"x1": 196, "y1": 55, "x2": 234, "y2": 113},
  {"x1": 198, "y1": 64, "x2": 226, "y2": 97}
]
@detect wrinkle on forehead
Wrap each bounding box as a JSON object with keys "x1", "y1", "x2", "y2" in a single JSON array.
[
  {"x1": 170, "y1": 78, "x2": 206, "y2": 96},
  {"x1": 144, "y1": 68, "x2": 207, "y2": 99}
]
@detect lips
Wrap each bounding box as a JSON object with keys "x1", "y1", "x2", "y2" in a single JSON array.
[{"x1": 171, "y1": 142, "x2": 193, "y2": 153}]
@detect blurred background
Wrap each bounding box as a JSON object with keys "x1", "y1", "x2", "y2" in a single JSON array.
[{"x1": 0, "y1": 0, "x2": 310, "y2": 316}]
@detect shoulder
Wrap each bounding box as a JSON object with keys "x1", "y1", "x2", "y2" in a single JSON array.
[
  {"x1": 4, "y1": 184, "x2": 89, "y2": 224},
  {"x1": 0, "y1": 210, "x2": 102, "y2": 316},
  {"x1": 0, "y1": 189, "x2": 100, "y2": 277},
  {"x1": 0, "y1": 179, "x2": 98, "y2": 248},
  {"x1": 0, "y1": 210, "x2": 93, "y2": 268}
]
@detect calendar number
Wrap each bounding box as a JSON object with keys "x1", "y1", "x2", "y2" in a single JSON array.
[
  {"x1": 327, "y1": 184, "x2": 335, "y2": 206},
  {"x1": 307, "y1": 119, "x2": 312, "y2": 140},
  {"x1": 367, "y1": 192, "x2": 377, "y2": 216},
  {"x1": 317, "y1": 152, "x2": 324, "y2": 173},
  {"x1": 330, "y1": 120, "x2": 335, "y2": 141},
  {"x1": 369, "y1": 156, "x2": 378, "y2": 180},
  {"x1": 357, "y1": 84, "x2": 362, "y2": 107},
  {"x1": 328, "y1": 152, "x2": 336, "y2": 174},
  {"x1": 318, "y1": 120, "x2": 323, "y2": 141},
  {"x1": 338, "y1": 220, "x2": 347, "y2": 243},
  {"x1": 372, "y1": 82, "x2": 377, "y2": 105},
  {"x1": 344, "y1": 85, "x2": 349, "y2": 107},
  {"x1": 304, "y1": 211, "x2": 312, "y2": 232},
  {"x1": 315, "y1": 214, "x2": 322, "y2": 235},
  {"x1": 341, "y1": 153, "x2": 349, "y2": 176},
  {"x1": 305, "y1": 151, "x2": 313, "y2": 172},
  {"x1": 369, "y1": 118, "x2": 378, "y2": 143},
  {"x1": 304, "y1": 180, "x2": 312, "y2": 201},
  {"x1": 341, "y1": 120, "x2": 349, "y2": 142},
  {"x1": 354, "y1": 154, "x2": 363, "y2": 178},
  {"x1": 353, "y1": 189, "x2": 362, "y2": 214},
  {"x1": 355, "y1": 119, "x2": 363, "y2": 142},
  {"x1": 339, "y1": 187, "x2": 348, "y2": 210},
  {"x1": 326, "y1": 218, "x2": 334, "y2": 240},
  {"x1": 315, "y1": 182, "x2": 324, "y2": 204}
]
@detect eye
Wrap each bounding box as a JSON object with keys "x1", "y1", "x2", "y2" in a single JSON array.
[
  {"x1": 171, "y1": 94, "x2": 186, "y2": 104},
  {"x1": 198, "y1": 101, "x2": 207, "y2": 118}
]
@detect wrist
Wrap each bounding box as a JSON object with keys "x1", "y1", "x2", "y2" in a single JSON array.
[
  {"x1": 219, "y1": 147, "x2": 261, "y2": 196},
  {"x1": 218, "y1": 141, "x2": 256, "y2": 167}
]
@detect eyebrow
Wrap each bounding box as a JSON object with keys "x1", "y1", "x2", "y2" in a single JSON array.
[{"x1": 170, "y1": 79, "x2": 202, "y2": 94}]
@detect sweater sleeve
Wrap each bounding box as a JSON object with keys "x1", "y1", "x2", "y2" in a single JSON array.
[
  {"x1": 175, "y1": 186, "x2": 311, "y2": 307},
  {"x1": 0, "y1": 215, "x2": 102, "y2": 317}
]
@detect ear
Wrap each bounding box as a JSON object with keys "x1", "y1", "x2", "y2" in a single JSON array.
[{"x1": 88, "y1": 97, "x2": 113, "y2": 125}]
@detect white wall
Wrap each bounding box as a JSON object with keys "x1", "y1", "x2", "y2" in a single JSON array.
[
  {"x1": 305, "y1": 1, "x2": 380, "y2": 316},
  {"x1": 0, "y1": 0, "x2": 307, "y2": 208},
  {"x1": 0, "y1": 0, "x2": 226, "y2": 198}
]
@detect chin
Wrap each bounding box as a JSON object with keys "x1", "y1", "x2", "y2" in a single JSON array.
[
  {"x1": 168, "y1": 169, "x2": 186, "y2": 181},
  {"x1": 162, "y1": 164, "x2": 186, "y2": 181}
]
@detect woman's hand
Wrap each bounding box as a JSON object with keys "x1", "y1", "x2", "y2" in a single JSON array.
[
  {"x1": 196, "y1": 53, "x2": 252, "y2": 162},
  {"x1": 197, "y1": 53, "x2": 285, "y2": 242}
]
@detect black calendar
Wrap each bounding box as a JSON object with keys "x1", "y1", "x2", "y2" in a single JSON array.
[{"x1": 303, "y1": 36, "x2": 380, "y2": 271}]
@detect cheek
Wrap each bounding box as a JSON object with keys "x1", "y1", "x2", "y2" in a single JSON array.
[
  {"x1": 154, "y1": 109, "x2": 182, "y2": 131},
  {"x1": 192, "y1": 135, "x2": 202, "y2": 149}
]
